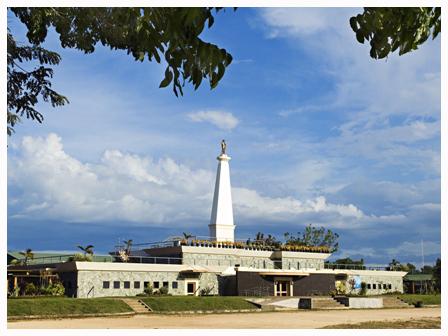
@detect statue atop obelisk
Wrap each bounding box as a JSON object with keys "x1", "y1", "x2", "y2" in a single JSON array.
[{"x1": 209, "y1": 140, "x2": 235, "y2": 242}]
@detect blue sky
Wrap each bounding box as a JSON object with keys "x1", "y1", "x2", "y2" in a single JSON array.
[{"x1": 7, "y1": 8, "x2": 441, "y2": 266}]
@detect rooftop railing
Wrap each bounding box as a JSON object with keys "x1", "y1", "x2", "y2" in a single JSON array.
[
  {"x1": 324, "y1": 263, "x2": 400, "y2": 271},
  {"x1": 10, "y1": 255, "x2": 398, "y2": 272}
]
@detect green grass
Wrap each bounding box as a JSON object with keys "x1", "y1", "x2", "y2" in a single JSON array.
[
  {"x1": 322, "y1": 318, "x2": 440, "y2": 329},
  {"x1": 141, "y1": 296, "x2": 258, "y2": 312},
  {"x1": 397, "y1": 294, "x2": 441, "y2": 305},
  {"x1": 8, "y1": 297, "x2": 133, "y2": 317}
]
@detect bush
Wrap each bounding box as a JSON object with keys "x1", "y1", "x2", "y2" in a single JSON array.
[
  {"x1": 48, "y1": 282, "x2": 65, "y2": 296},
  {"x1": 335, "y1": 281, "x2": 347, "y2": 295},
  {"x1": 360, "y1": 282, "x2": 367, "y2": 296},
  {"x1": 158, "y1": 286, "x2": 169, "y2": 295},
  {"x1": 144, "y1": 283, "x2": 153, "y2": 296},
  {"x1": 199, "y1": 286, "x2": 213, "y2": 296},
  {"x1": 68, "y1": 253, "x2": 92, "y2": 262},
  {"x1": 24, "y1": 283, "x2": 38, "y2": 296}
]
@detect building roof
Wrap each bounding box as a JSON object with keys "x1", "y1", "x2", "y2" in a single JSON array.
[
  {"x1": 404, "y1": 273, "x2": 434, "y2": 281},
  {"x1": 7, "y1": 251, "x2": 114, "y2": 264}
]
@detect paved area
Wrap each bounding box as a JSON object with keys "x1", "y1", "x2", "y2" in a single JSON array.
[{"x1": 8, "y1": 307, "x2": 440, "y2": 329}]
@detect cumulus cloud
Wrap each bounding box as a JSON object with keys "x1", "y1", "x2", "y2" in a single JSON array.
[
  {"x1": 187, "y1": 110, "x2": 239, "y2": 130},
  {"x1": 8, "y1": 133, "x2": 388, "y2": 230},
  {"x1": 8, "y1": 133, "x2": 215, "y2": 225},
  {"x1": 233, "y1": 188, "x2": 363, "y2": 224}
]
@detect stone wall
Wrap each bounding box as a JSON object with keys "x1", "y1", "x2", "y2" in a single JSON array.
[
  {"x1": 282, "y1": 257, "x2": 325, "y2": 270},
  {"x1": 182, "y1": 251, "x2": 326, "y2": 270},
  {"x1": 345, "y1": 273, "x2": 404, "y2": 295},
  {"x1": 76, "y1": 270, "x2": 220, "y2": 298},
  {"x1": 182, "y1": 252, "x2": 275, "y2": 269}
]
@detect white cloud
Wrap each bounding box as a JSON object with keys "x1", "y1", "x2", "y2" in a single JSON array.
[
  {"x1": 259, "y1": 7, "x2": 352, "y2": 37},
  {"x1": 8, "y1": 133, "x2": 215, "y2": 225},
  {"x1": 258, "y1": 8, "x2": 440, "y2": 176},
  {"x1": 187, "y1": 110, "x2": 239, "y2": 130},
  {"x1": 233, "y1": 188, "x2": 364, "y2": 226},
  {"x1": 9, "y1": 133, "x2": 386, "y2": 230}
]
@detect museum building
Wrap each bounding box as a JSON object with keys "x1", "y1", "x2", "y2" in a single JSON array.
[{"x1": 7, "y1": 142, "x2": 406, "y2": 298}]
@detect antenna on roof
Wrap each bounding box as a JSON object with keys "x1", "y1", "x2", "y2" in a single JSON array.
[{"x1": 421, "y1": 239, "x2": 425, "y2": 270}]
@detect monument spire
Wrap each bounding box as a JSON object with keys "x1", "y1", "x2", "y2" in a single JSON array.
[{"x1": 209, "y1": 140, "x2": 235, "y2": 242}]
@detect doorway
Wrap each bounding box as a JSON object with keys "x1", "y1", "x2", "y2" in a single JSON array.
[
  {"x1": 275, "y1": 280, "x2": 291, "y2": 296},
  {"x1": 186, "y1": 282, "x2": 197, "y2": 295}
]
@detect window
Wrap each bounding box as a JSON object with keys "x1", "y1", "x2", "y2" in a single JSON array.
[
  {"x1": 144, "y1": 281, "x2": 149, "y2": 288},
  {"x1": 373, "y1": 284, "x2": 376, "y2": 289},
  {"x1": 163, "y1": 281, "x2": 169, "y2": 288},
  {"x1": 383, "y1": 284, "x2": 387, "y2": 290},
  {"x1": 153, "y1": 281, "x2": 160, "y2": 289},
  {"x1": 103, "y1": 281, "x2": 110, "y2": 289},
  {"x1": 113, "y1": 281, "x2": 120, "y2": 289},
  {"x1": 367, "y1": 284, "x2": 371, "y2": 289},
  {"x1": 388, "y1": 284, "x2": 392, "y2": 290},
  {"x1": 297, "y1": 262, "x2": 300, "y2": 269},
  {"x1": 134, "y1": 281, "x2": 140, "y2": 289},
  {"x1": 172, "y1": 281, "x2": 178, "y2": 289},
  {"x1": 124, "y1": 281, "x2": 130, "y2": 289}
]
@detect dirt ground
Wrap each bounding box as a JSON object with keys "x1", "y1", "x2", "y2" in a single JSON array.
[{"x1": 8, "y1": 307, "x2": 441, "y2": 329}]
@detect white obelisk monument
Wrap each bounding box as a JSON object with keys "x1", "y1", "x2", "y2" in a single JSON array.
[{"x1": 209, "y1": 140, "x2": 235, "y2": 242}]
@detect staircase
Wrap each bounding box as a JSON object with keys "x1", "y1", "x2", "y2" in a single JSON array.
[
  {"x1": 381, "y1": 296, "x2": 414, "y2": 308},
  {"x1": 122, "y1": 298, "x2": 153, "y2": 313},
  {"x1": 311, "y1": 297, "x2": 348, "y2": 310},
  {"x1": 246, "y1": 297, "x2": 347, "y2": 310}
]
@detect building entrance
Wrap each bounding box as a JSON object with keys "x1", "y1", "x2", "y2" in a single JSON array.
[
  {"x1": 275, "y1": 280, "x2": 291, "y2": 296},
  {"x1": 186, "y1": 282, "x2": 197, "y2": 295}
]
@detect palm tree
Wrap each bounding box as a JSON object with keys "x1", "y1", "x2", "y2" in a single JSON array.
[
  {"x1": 123, "y1": 239, "x2": 133, "y2": 256},
  {"x1": 77, "y1": 245, "x2": 94, "y2": 257},
  {"x1": 182, "y1": 232, "x2": 193, "y2": 240},
  {"x1": 19, "y1": 248, "x2": 34, "y2": 266}
]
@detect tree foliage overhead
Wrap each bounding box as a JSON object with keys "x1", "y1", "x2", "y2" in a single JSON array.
[
  {"x1": 350, "y1": 7, "x2": 441, "y2": 59},
  {"x1": 7, "y1": 31, "x2": 68, "y2": 135},
  {"x1": 11, "y1": 7, "x2": 233, "y2": 96},
  {"x1": 8, "y1": 7, "x2": 232, "y2": 135}
]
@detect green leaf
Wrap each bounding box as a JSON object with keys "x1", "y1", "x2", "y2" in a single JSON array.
[
  {"x1": 356, "y1": 30, "x2": 364, "y2": 43},
  {"x1": 159, "y1": 68, "x2": 173, "y2": 88},
  {"x1": 349, "y1": 17, "x2": 358, "y2": 32}
]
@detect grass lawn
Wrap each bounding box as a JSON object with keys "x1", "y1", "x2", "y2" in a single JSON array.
[
  {"x1": 141, "y1": 296, "x2": 258, "y2": 312},
  {"x1": 8, "y1": 297, "x2": 133, "y2": 317},
  {"x1": 397, "y1": 294, "x2": 441, "y2": 305},
  {"x1": 322, "y1": 317, "x2": 441, "y2": 329}
]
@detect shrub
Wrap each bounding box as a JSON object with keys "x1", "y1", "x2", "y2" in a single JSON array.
[
  {"x1": 144, "y1": 283, "x2": 153, "y2": 296},
  {"x1": 48, "y1": 282, "x2": 65, "y2": 296},
  {"x1": 68, "y1": 253, "x2": 92, "y2": 262},
  {"x1": 199, "y1": 286, "x2": 214, "y2": 296},
  {"x1": 24, "y1": 282, "x2": 38, "y2": 296},
  {"x1": 415, "y1": 301, "x2": 423, "y2": 308},
  {"x1": 158, "y1": 286, "x2": 169, "y2": 295},
  {"x1": 335, "y1": 281, "x2": 347, "y2": 295},
  {"x1": 360, "y1": 282, "x2": 367, "y2": 296}
]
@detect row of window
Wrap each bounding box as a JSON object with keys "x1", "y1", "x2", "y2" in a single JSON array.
[
  {"x1": 367, "y1": 283, "x2": 392, "y2": 290},
  {"x1": 102, "y1": 280, "x2": 178, "y2": 290}
]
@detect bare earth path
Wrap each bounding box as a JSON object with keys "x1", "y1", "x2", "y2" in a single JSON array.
[{"x1": 8, "y1": 307, "x2": 440, "y2": 329}]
